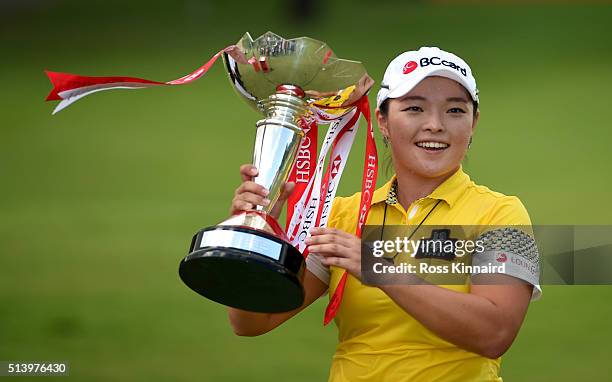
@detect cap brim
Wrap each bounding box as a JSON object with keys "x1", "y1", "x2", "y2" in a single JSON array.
[{"x1": 386, "y1": 68, "x2": 477, "y2": 103}]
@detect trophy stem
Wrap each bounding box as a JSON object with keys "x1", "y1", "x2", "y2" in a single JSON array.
[{"x1": 253, "y1": 85, "x2": 308, "y2": 213}]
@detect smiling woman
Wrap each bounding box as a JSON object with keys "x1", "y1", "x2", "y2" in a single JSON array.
[
  {"x1": 228, "y1": 46, "x2": 541, "y2": 382},
  {"x1": 378, "y1": 76, "x2": 477, "y2": 187}
]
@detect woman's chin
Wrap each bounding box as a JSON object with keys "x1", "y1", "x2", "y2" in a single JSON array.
[{"x1": 409, "y1": 164, "x2": 459, "y2": 180}]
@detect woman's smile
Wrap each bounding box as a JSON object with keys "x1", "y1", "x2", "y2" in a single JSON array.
[{"x1": 415, "y1": 140, "x2": 450, "y2": 152}]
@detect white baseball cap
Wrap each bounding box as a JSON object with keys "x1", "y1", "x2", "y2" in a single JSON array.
[{"x1": 376, "y1": 46, "x2": 479, "y2": 108}]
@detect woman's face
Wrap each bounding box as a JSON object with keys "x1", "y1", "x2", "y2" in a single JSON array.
[{"x1": 377, "y1": 76, "x2": 479, "y2": 180}]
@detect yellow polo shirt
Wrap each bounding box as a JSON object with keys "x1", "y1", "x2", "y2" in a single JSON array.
[{"x1": 319, "y1": 167, "x2": 540, "y2": 382}]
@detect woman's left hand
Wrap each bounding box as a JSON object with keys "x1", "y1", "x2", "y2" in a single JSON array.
[{"x1": 306, "y1": 227, "x2": 362, "y2": 281}]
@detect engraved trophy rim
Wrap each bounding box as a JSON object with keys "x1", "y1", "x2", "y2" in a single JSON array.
[{"x1": 222, "y1": 31, "x2": 368, "y2": 113}]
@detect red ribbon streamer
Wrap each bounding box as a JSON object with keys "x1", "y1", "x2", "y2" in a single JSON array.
[{"x1": 324, "y1": 96, "x2": 378, "y2": 326}]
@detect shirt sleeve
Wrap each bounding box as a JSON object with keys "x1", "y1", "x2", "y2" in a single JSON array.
[
  {"x1": 305, "y1": 196, "x2": 348, "y2": 285},
  {"x1": 306, "y1": 252, "x2": 330, "y2": 285},
  {"x1": 471, "y1": 196, "x2": 542, "y2": 300}
]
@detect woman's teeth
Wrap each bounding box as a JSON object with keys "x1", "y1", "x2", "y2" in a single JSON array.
[{"x1": 416, "y1": 142, "x2": 449, "y2": 149}]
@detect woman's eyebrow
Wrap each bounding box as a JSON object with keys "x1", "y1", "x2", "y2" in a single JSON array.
[
  {"x1": 447, "y1": 97, "x2": 469, "y2": 103},
  {"x1": 399, "y1": 95, "x2": 469, "y2": 103},
  {"x1": 399, "y1": 95, "x2": 427, "y2": 101}
]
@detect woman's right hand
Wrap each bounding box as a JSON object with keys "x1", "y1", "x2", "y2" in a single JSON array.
[
  {"x1": 227, "y1": 164, "x2": 327, "y2": 336},
  {"x1": 230, "y1": 164, "x2": 295, "y2": 220}
]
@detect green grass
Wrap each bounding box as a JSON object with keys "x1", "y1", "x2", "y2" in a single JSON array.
[{"x1": 1, "y1": 1, "x2": 612, "y2": 380}]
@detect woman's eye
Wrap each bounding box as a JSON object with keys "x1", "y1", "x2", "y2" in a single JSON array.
[
  {"x1": 448, "y1": 107, "x2": 466, "y2": 114},
  {"x1": 401, "y1": 106, "x2": 423, "y2": 112}
]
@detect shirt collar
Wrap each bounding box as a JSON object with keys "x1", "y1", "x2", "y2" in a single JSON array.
[
  {"x1": 372, "y1": 176, "x2": 397, "y2": 205},
  {"x1": 428, "y1": 166, "x2": 471, "y2": 208},
  {"x1": 372, "y1": 167, "x2": 471, "y2": 208}
]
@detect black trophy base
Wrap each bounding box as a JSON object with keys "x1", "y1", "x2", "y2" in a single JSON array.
[{"x1": 179, "y1": 226, "x2": 305, "y2": 313}]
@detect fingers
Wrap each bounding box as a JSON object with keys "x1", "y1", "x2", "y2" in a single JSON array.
[
  {"x1": 231, "y1": 164, "x2": 269, "y2": 215},
  {"x1": 234, "y1": 165, "x2": 295, "y2": 219},
  {"x1": 305, "y1": 227, "x2": 362, "y2": 279},
  {"x1": 309, "y1": 227, "x2": 353, "y2": 240},
  {"x1": 308, "y1": 243, "x2": 349, "y2": 258},
  {"x1": 320, "y1": 256, "x2": 350, "y2": 268},
  {"x1": 305, "y1": 230, "x2": 352, "y2": 249},
  {"x1": 231, "y1": 182, "x2": 270, "y2": 213},
  {"x1": 230, "y1": 199, "x2": 255, "y2": 214},
  {"x1": 235, "y1": 181, "x2": 269, "y2": 199},
  {"x1": 230, "y1": 192, "x2": 268, "y2": 215},
  {"x1": 239, "y1": 164, "x2": 258, "y2": 182},
  {"x1": 306, "y1": 228, "x2": 359, "y2": 258},
  {"x1": 278, "y1": 182, "x2": 296, "y2": 202},
  {"x1": 269, "y1": 181, "x2": 296, "y2": 219},
  {"x1": 235, "y1": 191, "x2": 270, "y2": 208}
]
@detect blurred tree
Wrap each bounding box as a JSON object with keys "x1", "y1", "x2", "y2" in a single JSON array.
[{"x1": 287, "y1": 0, "x2": 319, "y2": 23}]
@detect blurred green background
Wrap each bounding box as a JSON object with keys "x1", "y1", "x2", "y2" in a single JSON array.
[{"x1": 1, "y1": 0, "x2": 611, "y2": 381}]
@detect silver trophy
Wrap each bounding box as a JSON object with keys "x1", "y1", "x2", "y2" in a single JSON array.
[{"x1": 179, "y1": 32, "x2": 368, "y2": 312}]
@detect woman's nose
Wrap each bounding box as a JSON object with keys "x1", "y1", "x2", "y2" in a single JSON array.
[{"x1": 422, "y1": 113, "x2": 445, "y2": 133}]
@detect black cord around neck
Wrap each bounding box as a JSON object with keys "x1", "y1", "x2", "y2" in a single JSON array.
[{"x1": 380, "y1": 199, "x2": 442, "y2": 260}]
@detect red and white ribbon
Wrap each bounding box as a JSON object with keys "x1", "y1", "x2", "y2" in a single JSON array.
[
  {"x1": 284, "y1": 97, "x2": 378, "y2": 325},
  {"x1": 286, "y1": 118, "x2": 317, "y2": 230},
  {"x1": 286, "y1": 107, "x2": 359, "y2": 256},
  {"x1": 323, "y1": 96, "x2": 378, "y2": 325},
  {"x1": 45, "y1": 45, "x2": 246, "y2": 114}
]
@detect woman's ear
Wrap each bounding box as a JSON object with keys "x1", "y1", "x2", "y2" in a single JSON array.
[
  {"x1": 472, "y1": 109, "x2": 480, "y2": 134},
  {"x1": 376, "y1": 108, "x2": 390, "y2": 138}
]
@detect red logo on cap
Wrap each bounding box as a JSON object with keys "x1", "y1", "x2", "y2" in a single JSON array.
[{"x1": 403, "y1": 61, "x2": 418, "y2": 74}]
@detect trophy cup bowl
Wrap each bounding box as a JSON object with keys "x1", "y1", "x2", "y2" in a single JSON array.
[{"x1": 179, "y1": 32, "x2": 367, "y2": 312}]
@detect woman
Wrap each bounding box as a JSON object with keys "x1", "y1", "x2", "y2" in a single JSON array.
[{"x1": 228, "y1": 46, "x2": 541, "y2": 382}]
